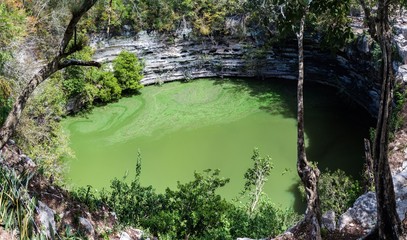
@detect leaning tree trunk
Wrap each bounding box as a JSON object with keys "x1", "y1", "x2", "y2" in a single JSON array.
[
  {"x1": 296, "y1": 11, "x2": 322, "y2": 240},
  {"x1": 0, "y1": 0, "x2": 100, "y2": 150},
  {"x1": 373, "y1": 0, "x2": 403, "y2": 238}
]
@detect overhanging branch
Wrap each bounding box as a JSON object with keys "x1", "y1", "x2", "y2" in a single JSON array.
[{"x1": 59, "y1": 59, "x2": 101, "y2": 69}]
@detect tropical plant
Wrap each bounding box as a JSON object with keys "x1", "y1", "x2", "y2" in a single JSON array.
[{"x1": 0, "y1": 167, "x2": 37, "y2": 239}]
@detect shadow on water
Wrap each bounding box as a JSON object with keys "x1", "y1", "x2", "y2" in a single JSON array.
[
  {"x1": 288, "y1": 179, "x2": 307, "y2": 213},
  {"x1": 210, "y1": 77, "x2": 375, "y2": 210}
]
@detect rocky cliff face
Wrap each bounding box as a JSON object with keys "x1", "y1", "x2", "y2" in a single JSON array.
[{"x1": 90, "y1": 31, "x2": 381, "y2": 117}]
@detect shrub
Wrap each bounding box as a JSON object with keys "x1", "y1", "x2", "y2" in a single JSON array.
[
  {"x1": 228, "y1": 198, "x2": 299, "y2": 239},
  {"x1": 62, "y1": 47, "x2": 94, "y2": 98},
  {"x1": 94, "y1": 70, "x2": 122, "y2": 103},
  {"x1": 165, "y1": 169, "x2": 231, "y2": 239},
  {"x1": 299, "y1": 169, "x2": 362, "y2": 214},
  {"x1": 318, "y1": 169, "x2": 362, "y2": 214},
  {"x1": 113, "y1": 51, "x2": 144, "y2": 92}
]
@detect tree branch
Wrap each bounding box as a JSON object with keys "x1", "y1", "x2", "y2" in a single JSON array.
[
  {"x1": 0, "y1": 0, "x2": 99, "y2": 150},
  {"x1": 60, "y1": 0, "x2": 98, "y2": 55},
  {"x1": 59, "y1": 59, "x2": 101, "y2": 69}
]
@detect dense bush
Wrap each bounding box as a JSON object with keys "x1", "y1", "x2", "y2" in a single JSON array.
[
  {"x1": 318, "y1": 169, "x2": 362, "y2": 214},
  {"x1": 228, "y1": 199, "x2": 299, "y2": 239},
  {"x1": 164, "y1": 169, "x2": 231, "y2": 239},
  {"x1": 113, "y1": 51, "x2": 144, "y2": 93},
  {"x1": 62, "y1": 49, "x2": 144, "y2": 109},
  {"x1": 299, "y1": 169, "x2": 362, "y2": 215},
  {"x1": 72, "y1": 166, "x2": 299, "y2": 239},
  {"x1": 0, "y1": 78, "x2": 12, "y2": 125},
  {"x1": 93, "y1": 70, "x2": 122, "y2": 102}
]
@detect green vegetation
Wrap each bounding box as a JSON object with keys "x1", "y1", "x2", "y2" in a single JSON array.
[
  {"x1": 113, "y1": 51, "x2": 143, "y2": 92},
  {"x1": 0, "y1": 1, "x2": 26, "y2": 72},
  {"x1": 71, "y1": 151, "x2": 299, "y2": 239},
  {"x1": 243, "y1": 148, "x2": 273, "y2": 215},
  {"x1": 299, "y1": 169, "x2": 363, "y2": 214},
  {"x1": 0, "y1": 167, "x2": 40, "y2": 239},
  {"x1": 0, "y1": 0, "x2": 393, "y2": 239},
  {"x1": 16, "y1": 74, "x2": 72, "y2": 183},
  {"x1": 62, "y1": 49, "x2": 143, "y2": 109},
  {"x1": 83, "y1": 0, "x2": 242, "y2": 36}
]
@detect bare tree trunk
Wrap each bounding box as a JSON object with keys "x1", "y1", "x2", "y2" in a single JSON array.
[
  {"x1": 358, "y1": 0, "x2": 404, "y2": 238},
  {"x1": 0, "y1": 0, "x2": 100, "y2": 150},
  {"x1": 373, "y1": 1, "x2": 403, "y2": 237},
  {"x1": 296, "y1": 11, "x2": 322, "y2": 240},
  {"x1": 363, "y1": 138, "x2": 374, "y2": 192}
]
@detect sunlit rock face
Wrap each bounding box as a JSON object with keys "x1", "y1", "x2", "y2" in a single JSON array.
[
  {"x1": 90, "y1": 30, "x2": 382, "y2": 117},
  {"x1": 338, "y1": 166, "x2": 407, "y2": 233}
]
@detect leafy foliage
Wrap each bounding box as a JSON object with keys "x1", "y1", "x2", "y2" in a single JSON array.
[
  {"x1": 0, "y1": 78, "x2": 12, "y2": 125},
  {"x1": 84, "y1": 0, "x2": 240, "y2": 36},
  {"x1": 0, "y1": 1, "x2": 26, "y2": 46},
  {"x1": 243, "y1": 148, "x2": 273, "y2": 215},
  {"x1": 63, "y1": 47, "x2": 94, "y2": 98},
  {"x1": 165, "y1": 169, "x2": 231, "y2": 239},
  {"x1": 62, "y1": 49, "x2": 143, "y2": 109},
  {"x1": 228, "y1": 198, "x2": 299, "y2": 239},
  {"x1": 0, "y1": 167, "x2": 37, "y2": 239},
  {"x1": 16, "y1": 74, "x2": 72, "y2": 183},
  {"x1": 93, "y1": 69, "x2": 122, "y2": 102},
  {"x1": 113, "y1": 51, "x2": 144, "y2": 92},
  {"x1": 299, "y1": 169, "x2": 362, "y2": 214}
]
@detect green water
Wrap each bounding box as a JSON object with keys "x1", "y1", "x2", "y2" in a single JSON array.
[{"x1": 62, "y1": 78, "x2": 373, "y2": 211}]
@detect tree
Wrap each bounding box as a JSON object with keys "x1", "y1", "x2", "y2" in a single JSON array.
[
  {"x1": 0, "y1": 0, "x2": 101, "y2": 150},
  {"x1": 243, "y1": 148, "x2": 273, "y2": 215},
  {"x1": 165, "y1": 169, "x2": 230, "y2": 240},
  {"x1": 275, "y1": 1, "x2": 322, "y2": 238},
  {"x1": 113, "y1": 50, "x2": 143, "y2": 92},
  {"x1": 359, "y1": 0, "x2": 404, "y2": 238}
]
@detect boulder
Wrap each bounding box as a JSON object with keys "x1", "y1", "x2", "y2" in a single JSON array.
[
  {"x1": 79, "y1": 217, "x2": 94, "y2": 236},
  {"x1": 338, "y1": 192, "x2": 377, "y2": 233},
  {"x1": 322, "y1": 210, "x2": 336, "y2": 231},
  {"x1": 120, "y1": 231, "x2": 132, "y2": 240},
  {"x1": 37, "y1": 201, "x2": 56, "y2": 239}
]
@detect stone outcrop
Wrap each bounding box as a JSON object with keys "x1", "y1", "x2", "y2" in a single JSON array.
[
  {"x1": 91, "y1": 31, "x2": 380, "y2": 117},
  {"x1": 37, "y1": 201, "x2": 56, "y2": 239},
  {"x1": 338, "y1": 164, "x2": 407, "y2": 233},
  {"x1": 338, "y1": 192, "x2": 377, "y2": 233},
  {"x1": 79, "y1": 217, "x2": 95, "y2": 237},
  {"x1": 322, "y1": 210, "x2": 336, "y2": 232}
]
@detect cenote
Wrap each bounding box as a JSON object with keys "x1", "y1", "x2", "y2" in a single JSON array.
[{"x1": 62, "y1": 78, "x2": 373, "y2": 211}]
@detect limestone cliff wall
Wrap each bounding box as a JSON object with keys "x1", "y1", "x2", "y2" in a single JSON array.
[{"x1": 91, "y1": 32, "x2": 381, "y2": 116}]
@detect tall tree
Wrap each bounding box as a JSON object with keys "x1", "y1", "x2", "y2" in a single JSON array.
[
  {"x1": 359, "y1": 0, "x2": 404, "y2": 238},
  {"x1": 273, "y1": 0, "x2": 353, "y2": 238},
  {"x1": 293, "y1": 3, "x2": 322, "y2": 239},
  {"x1": 0, "y1": 0, "x2": 100, "y2": 149},
  {"x1": 272, "y1": 0, "x2": 322, "y2": 238}
]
